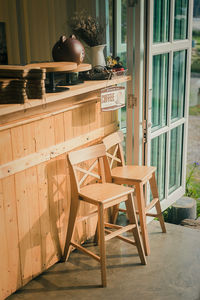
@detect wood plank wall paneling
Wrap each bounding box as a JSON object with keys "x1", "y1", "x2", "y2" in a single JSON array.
[
  {"x1": 0, "y1": 130, "x2": 22, "y2": 299},
  {"x1": 11, "y1": 126, "x2": 32, "y2": 286},
  {"x1": 37, "y1": 162, "x2": 57, "y2": 270},
  {"x1": 27, "y1": 0, "x2": 50, "y2": 62},
  {"x1": 54, "y1": 113, "x2": 70, "y2": 252},
  {"x1": 0, "y1": 0, "x2": 71, "y2": 64},
  {"x1": 0, "y1": 180, "x2": 10, "y2": 300},
  {"x1": 0, "y1": 99, "x2": 119, "y2": 299},
  {"x1": 0, "y1": 130, "x2": 13, "y2": 165},
  {"x1": 0, "y1": 0, "x2": 96, "y2": 64}
]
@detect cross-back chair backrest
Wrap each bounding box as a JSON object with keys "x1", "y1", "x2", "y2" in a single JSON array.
[
  {"x1": 102, "y1": 131, "x2": 125, "y2": 170},
  {"x1": 68, "y1": 143, "x2": 111, "y2": 193}
]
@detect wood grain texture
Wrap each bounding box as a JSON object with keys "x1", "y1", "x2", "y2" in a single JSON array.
[
  {"x1": 0, "y1": 180, "x2": 10, "y2": 300},
  {"x1": 0, "y1": 87, "x2": 119, "y2": 298},
  {"x1": 27, "y1": 62, "x2": 77, "y2": 72},
  {"x1": 0, "y1": 130, "x2": 13, "y2": 164},
  {"x1": 0, "y1": 123, "x2": 118, "y2": 180},
  {"x1": 0, "y1": 76, "x2": 131, "y2": 120},
  {"x1": 2, "y1": 176, "x2": 22, "y2": 293}
]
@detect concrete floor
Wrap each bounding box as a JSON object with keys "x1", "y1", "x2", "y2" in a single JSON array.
[
  {"x1": 187, "y1": 115, "x2": 200, "y2": 164},
  {"x1": 7, "y1": 220, "x2": 200, "y2": 300}
]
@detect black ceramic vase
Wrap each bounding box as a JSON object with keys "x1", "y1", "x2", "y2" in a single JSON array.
[{"x1": 52, "y1": 35, "x2": 85, "y2": 65}]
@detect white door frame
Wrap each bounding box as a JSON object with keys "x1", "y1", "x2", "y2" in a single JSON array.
[
  {"x1": 145, "y1": 0, "x2": 194, "y2": 212},
  {"x1": 126, "y1": 0, "x2": 145, "y2": 166}
]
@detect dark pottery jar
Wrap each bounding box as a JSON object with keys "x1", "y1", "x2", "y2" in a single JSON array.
[{"x1": 52, "y1": 35, "x2": 85, "y2": 65}]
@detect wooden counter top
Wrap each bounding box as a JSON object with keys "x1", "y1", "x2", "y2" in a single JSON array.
[{"x1": 0, "y1": 75, "x2": 130, "y2": 119}]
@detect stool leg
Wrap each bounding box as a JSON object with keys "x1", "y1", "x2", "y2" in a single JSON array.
[
  {"x1": 98, "y1": 203, "x2": 107, "y2": 287},
  {"x1": 62, "y1": 196, "x2": 80, "y2": 261},
  {"x1": 125, "y1": 193, "x2": 147, "y2": 265},
  {"x1": 149, "y1": 172, "x2": 166, "y2": 233},
  {"x1": 135, "y1": 182, "x2": 150, "y2": 256},
  {"x1": 112, "y1": 204, "x2": 120, "y2": 223}
]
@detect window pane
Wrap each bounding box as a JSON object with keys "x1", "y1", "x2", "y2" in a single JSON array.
[
  {"x1": 121, "y1": 0, "x2": 127, "y2": 44},
  {"x1": 117, "y1": 0, "x2": 127, "y2": 130},
  {"x1": 174, "y1": 0, "x2": 188, "y2": 40},
  {"x1": 169, "y1": 125, "x2": 183, "y2": 194},
  {"x1": 151, "y1": 133, "x2": 166, "y2": 200},
  {"x1": 153, "y1": 0, "x2": 170, "y2": 43},
  {"x1": 171, "y1": 50, "x2": 186, "y2": 121},
  {"x1": 152, "y1": 54, "x2": 168, "y2": 131},
  {"x1": 109, "y1": 0, "x2": 113, "y2": 55}
]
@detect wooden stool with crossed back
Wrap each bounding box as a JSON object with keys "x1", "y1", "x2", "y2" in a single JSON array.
[
  {"x1": 62, "y1": 143, "x2": 147, "y2": 287},
  {"x1": 102, "y1": 131, "x2": 166, "y2": 256}
]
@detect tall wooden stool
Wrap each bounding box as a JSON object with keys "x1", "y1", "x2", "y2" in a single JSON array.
[
  {"x1": 62, "y1": 144, "x2": 146, "y2": 287},
  {"x1": 103, "y1": 131, "x2": 166, "y2": 256}
]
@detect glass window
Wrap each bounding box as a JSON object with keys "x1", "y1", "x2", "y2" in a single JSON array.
[
  {"x1": 110, "y1": 0, "x2": 128, "y2": 131},
  {"x1": 151, "y1": 133, "x2": 167, "y2": 201},
  {"x1": 169, "y1": 125, "x2": 183, "y2": 194},
  {"x1": 174, "y1": 0, "x2": 188, "y2": 40},
  {"x1": 109, "y1": 0, "x2": 113, "y2": 55},
  {"x1": 121, "y1": 0, "x2": 127, "y2": 44},
  {"x1": 153, "y1": 0, "x2": 170, "y2": 43},
  {"x1": 171, "y1": 50, "x2": 186, "y2": 121},
  {"x1": 152, "y1": 53, "x2": 169, "y2": 131}
]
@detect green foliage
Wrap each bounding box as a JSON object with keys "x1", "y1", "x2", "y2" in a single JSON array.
[
  {"x1": 191, "y1": 59, "x2": 200, "y2": 73},
  {"x1": 185, "y1": 162, "x2": 200, "y2": 200},
  {"x1": 193, "y1": 29, "x2": 200, "y2": 38},
  {"x1": 197, "y1": 200, "x2": 200, "y2": 217},
  {"x1": 163, "y1": 206, "x2": 172, "y2": 223},
  {"x1": 162, "y1": 162, "x2": 200, "y2": 222},
  {"x1": 191, "y1": 29, "x2": 200, "y2": 73},
  {"x1": 189, "y1": 105, "x2": 200, "y2": 116}
]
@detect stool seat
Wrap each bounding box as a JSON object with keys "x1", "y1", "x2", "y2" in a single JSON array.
[
  {"x1": 80, "y1": 183, "x2": 134, "y2": 204},
  {"x1": 112, "y1": 165, "x2": 156, "y2": 183}
]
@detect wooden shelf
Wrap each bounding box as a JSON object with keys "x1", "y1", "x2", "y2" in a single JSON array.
[{"x1": 0, "y1": 75, "x2": 131, "y2": 118}]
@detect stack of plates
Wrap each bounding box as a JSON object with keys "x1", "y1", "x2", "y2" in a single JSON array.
[
  {"x1": 26, "y1": 69, "x2": 46, "y2": 99},
  {"x1": 26, "y1": 79, "x2": 46, "y2": 99},
  {"x1": 0, "y1": 65, "x2": 46, "y2": 103},
  {"x1": 0, "y1": 78, "x2": 27, "y2": 103}
]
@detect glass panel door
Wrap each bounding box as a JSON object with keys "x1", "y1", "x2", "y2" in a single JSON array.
[
  {"x1": 145, "y1": 0, "x2": 193, "y2": 211},
  {"x1": 174, "y1": 0, "x2": 189, "y2": 40},
  {"x1": 152, "y1": 53, "x2": 168, "y2": 131},
  {"x1": 153, "y1": 0, "x2": 170, "y2": 43},
  {"x1": 171, "y1": 50, "x2": 187, "y2": 121}
]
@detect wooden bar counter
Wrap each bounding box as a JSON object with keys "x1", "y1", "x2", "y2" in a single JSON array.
[{"x1": 0, "y1": 76, "x2": 130, "y2": 299}]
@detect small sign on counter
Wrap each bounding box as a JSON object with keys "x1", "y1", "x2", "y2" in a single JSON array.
[{"x1": 100, "y1": 86, "x2": 125, "y2": 111}]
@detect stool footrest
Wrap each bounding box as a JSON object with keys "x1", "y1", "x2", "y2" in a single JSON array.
[
  {"x1": 105, "y1": 228, "x2": 136, "y2": 245},
  {"x1": 104, "y1": 224, "x2": 136, "y2": 241},
  {"x1": 145, "y1": 198, "x2": 159, "y2": 212},
  {"x1": 118, "y1": 208, "x2": 127, "y2": 213},
  {"x1": 71, "y1": 242, "x2": 100, "y2": 262},
  {"x1": 146, "y1": 212, "x2": 162, "y2": 217},
  {"x1": 76, "y1": 209, "x2": 98, "y2": 223},
  {"x1": 104, "y1": 222, "x2": 123, "y2": 229}
]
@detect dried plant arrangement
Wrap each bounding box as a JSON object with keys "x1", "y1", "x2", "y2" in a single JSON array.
[{"x1": 70, "y1": 11, "x2": 105, "y2": 47}]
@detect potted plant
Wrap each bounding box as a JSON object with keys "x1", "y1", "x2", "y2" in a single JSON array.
[{"x1": 70, "y1": 11, "x2": 106, "y2": 67}]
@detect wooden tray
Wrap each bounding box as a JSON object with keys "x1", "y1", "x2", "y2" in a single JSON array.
[
  {"x1": 27, "y1": 62, "x2": 78, "y2": 73},
  {"x1": 66, "y1": 63, "x2": 92, "y2": 73}
]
